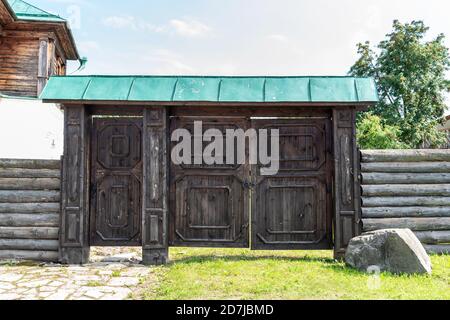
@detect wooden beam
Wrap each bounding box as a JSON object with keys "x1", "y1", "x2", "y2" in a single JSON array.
[
  {"x1": 362, "y1": 207, "x2": 450, "y2": 218},
  {"x1": 0, "y1": 250, "x2": 58, "y2": 262},
  {"x1": 362, "y1": 185, "x2": 450, "y2": 197},
  {"x1": 361, "y1": 150, "x2": 450, "y2": 163},
  {"x1": 363, "y1": 218, "x2": 450, "y2": 231}
]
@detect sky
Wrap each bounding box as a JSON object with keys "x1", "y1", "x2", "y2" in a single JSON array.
[
  {"x1": 1, "y1": 0, "x2": 449, "y2": 159},
  {"x1": 32, "y1": 0, "x2": 450, "y2": 76}
]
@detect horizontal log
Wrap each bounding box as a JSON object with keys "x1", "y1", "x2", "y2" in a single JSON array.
[
  {"x1": 362, "y1": 207, "x2": 450, "y2": 218},
  {"x1": 0, "y1": 178, "x2": 60, "y2": 190},
  {"x1": 362, "y1": 173, "x2": 450, "y2": 184},
  {"x1": 0, "y1": 227, "x2": 59, "y2": 240},
  {"x1": 424, "y1": 245, "x2": 450, "y2": 255},
  {"x1": 0, "y1": 213, "x2": 59, "y2": 227},
  {"x1": 0, "y1": 159, "x2": 60, "y2": 170},
  {"x1": 415, "y1": 231, "x2": 450, "y2": 244},
  {"x1": 0, "y1": 191, "x2": 60, "y2": 203},
  {"x1": 362, "y1": 184, "x2": 450, "y2": 197},
  {"x1": 363, "y1": 218, "x2": 450, "y2": 231},
  {"x1": 361, "y1": 162, "x2": 450, "y2": 173},
  {"x1": 0, "y1": 203, "x2": 60, "y2": 213},
  {"x1": 0, "y1": 168, "x2": 60, "y2": 178},
  {"x1": 362, "y1": 197, "x2": 450, "y2": 207},
  {"x1": 361, "y1": 150, "x2": 450, "y2": 163},
  {"x1": 0, "y1": 239, "x2": 58, "y2": 251},
  {"x1": 0, "y1": 250, "x2": 58, "y2": 262}
]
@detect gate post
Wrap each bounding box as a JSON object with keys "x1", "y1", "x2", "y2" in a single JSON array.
[
  {"x1": 142, "y1": 107, "x2": 169, "y2": 265},
  {"x1": 60, "y1": 105, "x2": 90, "y2": 264},
  {"x1": 332, "y1": 108, "x2": 362, "y2": 259}
]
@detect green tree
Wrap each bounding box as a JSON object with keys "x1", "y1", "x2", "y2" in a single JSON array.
[
  {"x1": 357, "y1": 113, "x2": 408, "y2": 149},
  {"x1": 350, "y1": 20, "x2": 450, "y2": 148}
]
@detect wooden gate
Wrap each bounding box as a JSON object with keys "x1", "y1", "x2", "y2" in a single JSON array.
[
  {"x1": 251, "y1": 118, "x2": 333, "y2": 250},
  {"x1": 90, "y1": 118, "x2": 143, "y2": 246},
  {"x1": 169, "y1": 115, "x2": 333, "y2": 250},
  {"x1": 169, "y1": 117, "x2": 250, "y2": 247}
]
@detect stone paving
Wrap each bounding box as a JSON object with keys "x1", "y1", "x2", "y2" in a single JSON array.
[{"x1": 0, "y1": 248, "x2": 152, "y2": 300}]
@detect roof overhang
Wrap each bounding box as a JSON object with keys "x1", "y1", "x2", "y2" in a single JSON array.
[
  {"x1": 0, "y1": 0, "x2": 79, "y2": 60},
  {"x1": 40, "y1": 76, "x2": 380, "y2": 108},
  {"x1": 0, "y1": 0, "x2": 15, "y2": 24}
]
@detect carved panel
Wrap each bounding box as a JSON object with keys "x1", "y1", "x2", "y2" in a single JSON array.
[
  {"x1": 252, "y1": 176, "x2": 329, "y2": 249},
  {"x1": 333, "y1": 109, "x2": 361, "y2": 258},
  {"x1": 142, "y1": 108, "x2": 168, "y2": 251},
  {"x1": 259, "y1": 123, "x2": 327, "y2": 172},
  {"x1": 61, "y1": 107, "x2": 87, "y2": 248},
  {"x1": 170, "y1": 116, "x2": 250, "y2": 248},
  {"x1": 173, "y1": 175, "x2": 246, "y2": 245},
  {"x1": 90, "y1": 118, "x2": 143, "y2": 246},
  {"x1": 93, "y1": 174, "x2": 141, "y2": 242},
  {"x1": 251, "y1": 118, "x2": 333, "y2": 250}
]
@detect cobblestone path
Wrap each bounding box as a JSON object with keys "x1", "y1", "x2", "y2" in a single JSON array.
[{"x1": 0, "y1": 248, "x2": 151, "y2": 300}]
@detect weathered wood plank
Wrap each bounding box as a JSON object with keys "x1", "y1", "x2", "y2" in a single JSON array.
[
  {"x1": 362, "y1": 173, "x2": 450, "y2": 184},
  {"x1": 0, "y1": 213, "x2": 59, "y2": 227},
  {"x1": 0, "y1": 159, "x2": 60, "y2": 170},
  {"x1": 363, "y1": 218, "x2": 450, "y2": 231},
  {"x1": 0, "y1": 203, "x2": 60, "y2": 213},
  {"x1": 362, "y1": 185, "x2": 450, "y2": 197},
  {"x1": 0, "y1": 227, "x2": 59, "y2": 240},
  {"x1": 0, "y1": 178, "x2": 60, "y2": 190},
  {"x1": 0, "y1": 239, "x2": 59, "y2": 251},
  {"x1": 0, "y1": 250, "x2": 58, "y2": 262},
  {"x1": 362, "y1": 197, "x2": 450, "y2": 207},
  {"x1": 424, "y1": 245, "x2": 450, "y2": 255},
  {"x1": 0, "y1": 191, "x2": 60, "y2": 203},
  {"x1": 362, "y1": 207, "x2": 450, "y2": 218},
  {"x1": 0, "y1": 168, "x2": 60, "y2": 178},
  {"x1": 361, "y1": 162, "x2": 450, "y2": 173},
  {"x1": 361, "y1": 150, "x2": 450, "y2": 163},
  {"x1": 415, "y1": 231, "x2": 450, "y2": 245}
]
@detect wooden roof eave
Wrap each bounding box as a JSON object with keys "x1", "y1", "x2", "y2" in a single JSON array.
[
  {"x1": 0, "y1": 0, "x2": 15, "y2": 25},
  {"x1": 8, "y1": 20, "x2": 79, "y2": 60},
  {"x1": 43, "y1": 100, "x2": 373, "y2": 111}
]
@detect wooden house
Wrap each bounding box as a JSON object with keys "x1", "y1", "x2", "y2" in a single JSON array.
[{"x1": 0, "y1": 0, "x2": 79, "y2": 97}]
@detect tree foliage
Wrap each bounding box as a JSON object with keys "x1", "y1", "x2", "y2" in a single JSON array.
[
  {"x1": 357, "y1": 113, "x2": 408, "y2": 149},
  {"x1": 350, "y1": 20, "x2": 450, "y2": 148}
]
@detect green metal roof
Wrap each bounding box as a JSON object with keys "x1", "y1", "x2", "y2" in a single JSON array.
[
  {"x1": 40, "y1": 76, "x2": 379, "y2": 103},
  {"x1": 7, "y1": 0, "x2": 65, "y2": 22}
]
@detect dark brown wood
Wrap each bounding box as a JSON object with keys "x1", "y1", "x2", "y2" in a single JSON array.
[
  {"x1": 142, "y1": 107, "x2": 169, "y2": 265},
  {"x1": 0, "y1": 2, "x2": 76, "y2": 97},
  {"x1": 251, "y1": 118, "x2": 333, "y2": 250},
  {"x1": 60, "y1": 105, "x2": 90, "y2": 264},
  {"x1": 333, "y1": 109, "x2": 361, "y2": 259},
  {"x1": 169, "y1": 116, "x2": 250, "y2": 248},
  {"x1": 90, "y1": 117, "x2": 143, "y2": 246}
]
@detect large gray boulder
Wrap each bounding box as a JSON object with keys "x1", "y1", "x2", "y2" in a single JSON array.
[{"x1": 345, "y1": 229, "x2": 432, "y2": 274}]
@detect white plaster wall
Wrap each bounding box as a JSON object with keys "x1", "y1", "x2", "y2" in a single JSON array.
[{"x1": 0, "y1": 97, "x2": 63, "y2": 159}]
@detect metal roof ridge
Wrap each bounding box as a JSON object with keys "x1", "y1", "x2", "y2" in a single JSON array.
[
  {"x1": 49, "y1": 75, "x2": 374, "y2": 79},
  {"x1": 10, "y1": 0, "x2": 65, "y2": 20}
]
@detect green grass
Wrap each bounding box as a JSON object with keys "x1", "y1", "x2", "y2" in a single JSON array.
[{"x1": 136, "y1": 248, "x2": 450, "y2": 300}]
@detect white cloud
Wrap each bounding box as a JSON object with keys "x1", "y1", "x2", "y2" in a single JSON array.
[
  {"x1": 266, "y1": 34, "x2": 289, "y2": 42},
  {"x1": 143, "y1": 49, "x2": 196, "y2": 74},
  {"x1": 169, "y1": 18, "x2": 212, "y2": 37},
  {"x1": 102, "y1": 15, "x2": 165, "y2": 33},
  {"x1": 102, "y1": 16, "x2": 211, "y2": 38},
  {"x1": 103, "y1": 15, "x2": 137, "y2": 29}
]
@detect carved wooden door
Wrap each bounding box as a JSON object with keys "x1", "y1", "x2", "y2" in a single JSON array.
[
  {"x1": 251, "y1": 118, "x2": 333, "y2": 250},
  {"x1": 90, "y1": 118, "x2": 143, "y2": 246},
  {"x1": 169, "y1": 117, "x2": 250, "y2": 248}
]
